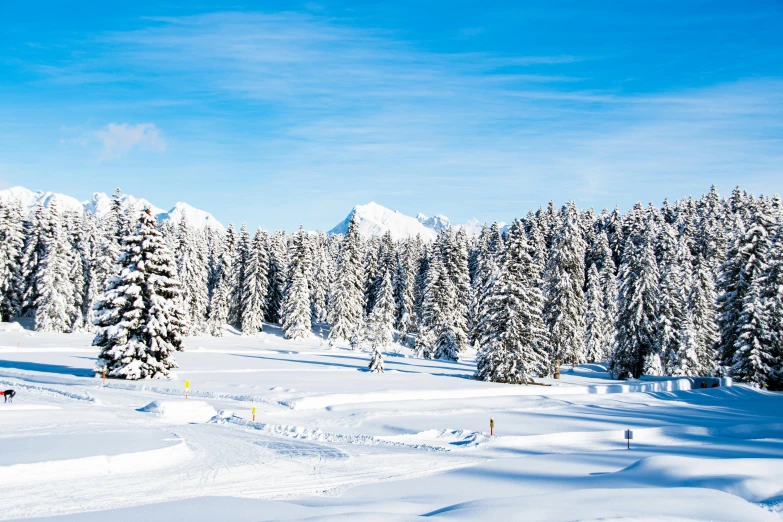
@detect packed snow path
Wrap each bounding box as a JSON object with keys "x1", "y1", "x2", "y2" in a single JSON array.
[{"x1": 0, "y1": 326, "x2": 781, "y2": 521}]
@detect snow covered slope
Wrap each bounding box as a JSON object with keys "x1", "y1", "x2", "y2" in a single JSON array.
[
  {"x1": 162, "y1": 202, "x2": 224, "y2": 231},
  {"x1": 330, "y1": 202, "x2": 438, "y2": 241},
  {"x1": 83, "y1": 191, "x2": 166, "y2": 219},
  {"x1": 457, "y1": 218, "x2": 485, "y2": 238},
  {"x1": 331, "y1": 202, "x2": 491, "y2": 240},
  {"x1": 417, "y1": 213, "x2": 452, "y2": 233},
  {"x1": 0, "y1": 186, "x2": 224, "y2": 231},
  {"x1": 0, "y1": 186, "x2": 85, "y2": 214}
]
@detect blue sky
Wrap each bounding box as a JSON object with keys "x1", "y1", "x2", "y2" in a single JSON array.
[{"x1": 1, "y1": 1, "x2": 782, "y2": 231}]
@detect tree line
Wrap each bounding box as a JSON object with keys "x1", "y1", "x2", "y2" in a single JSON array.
[{"x1": 0, "y1": 186, "x2": 781, "y2": 387}]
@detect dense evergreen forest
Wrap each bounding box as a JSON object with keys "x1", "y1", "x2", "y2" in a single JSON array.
[{"x1": 0, "y1": 187, "x2": 781, "y2": 388}]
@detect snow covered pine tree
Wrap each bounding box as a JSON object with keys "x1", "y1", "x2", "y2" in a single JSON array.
[
  {"x1": 366, "y1": 270, "x2": 395, "y2": 345},
  {"x1": 93, "y1": 207, "x2": 187, "y2": 379},
  {"x1": 475, "y1": 221, "x2": 549, "y2": 383},
  {"x1": 328, "y1": 212, "x2": 366, "y2": 346}
]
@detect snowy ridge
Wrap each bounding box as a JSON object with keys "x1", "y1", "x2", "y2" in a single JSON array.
[
  {"x1": 417, "y1": 212, "x2": 452, "y2": 233},
  {"x1": 329, "y1": 202, "x2": 438, "y2": 241},
  {"x1": 330, "y1": 202, "x2": 493, "y2": 240},
  {"x1": 0, "y1": 186, "x2": 85, "y2": 214},
  {"x1": 83, "y1": 191, "x2": 166, "y2": 219},
  {"x1": 0, "y1": 186, "x2": 224, "y2": 230}
]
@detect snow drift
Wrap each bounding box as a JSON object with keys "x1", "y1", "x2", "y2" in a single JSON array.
[{"x1": 138, "y1": 400, "x2": 217, "y2": 423}]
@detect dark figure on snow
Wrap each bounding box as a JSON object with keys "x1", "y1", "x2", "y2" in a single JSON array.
[{"x1": 2, "y1": 390, "x2": 15, "y2": 403}]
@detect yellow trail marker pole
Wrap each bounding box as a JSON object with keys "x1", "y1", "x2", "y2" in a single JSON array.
[
  {"x1": 252, "y1": 407, "x2": 257, "y2": 422},
  {"x1": 184, "y1": 380, "x2": 190, "y2": 400},
  {"x1": 490, "y1": 418, "x2": 495, "y2": 436}
]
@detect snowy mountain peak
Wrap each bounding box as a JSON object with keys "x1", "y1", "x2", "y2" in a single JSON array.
[
  {"x1": 163, "y1": 202, "x2": 224, "y2": 230},
  {"x1": 456, "y1": 218, "x2": 485, "y2": 238},
  {"x1": 329, "y1": 202, "x2": 487, "y2": 240},
  {"x1": 329, "y1": 202, "x2": 437, "y2": 241},
  {"x1": 83, "y1": 192, "x2": 166, "y2": 219},
  {"x1": 0, "y1": 186, "x2": 224, "y2": 231},
  {"x1": 417, "y1": 213, "x2": 452, "y2": 233},
  {"x1": 1, "y1": 186, "x2": 85, "y2": 215}
]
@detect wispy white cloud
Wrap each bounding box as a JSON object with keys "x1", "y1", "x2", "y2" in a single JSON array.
[{"x1": 94, "y1": 123, "x2": 166, "y2": 161}]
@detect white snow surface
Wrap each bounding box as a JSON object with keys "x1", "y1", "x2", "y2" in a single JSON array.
[
  {"x1": 0, "y1": 323, "x2": 781, "y2": 521},
  {"x1": 138, "y1": 400, "x2": 218, "y2": 423},
  {"x1": 0, "y1": 186, "x2": 224, "y2": 230}
]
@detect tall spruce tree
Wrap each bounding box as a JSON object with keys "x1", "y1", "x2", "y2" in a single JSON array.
[
  {"x1": 206, "y1": 223, "x2": 236, "y2": 336},
  {"x1": 81, "y1": 215, "x2": 117, "y2": 331},
  {"x1": 657, "y1": 223, "x2": 691, "y2": 373},
  {"x1": 282, "y1": 227, "x2": 312, "y2": 340},
  {"x1": 475, "y1": 221, "x2": 549, "y2": 383},
  {"x1": 416, "y1": 251, "x2": 444, "y2": 359},
  {"x1": 393, "y1": 239, "x2": 418, "y2": 346},
  {"x1": 469, "y1": 223, "x2": 504, "y2": 347},
  {"x1": 612, "y1": 224, "x2": 661, "y2": 378},
  {"x1": 365, "y1": 270, "x2": 395, "y2": 350},
  {"x1": 33, "y1": 203, "x2": 77, "y2": 332},
  {"x1": 265, "y1": 231, "x2": 288, "y2": 324},
  {"x1": 328, "y1": 213, "x2": 366, "y2": 345},
  {"x1": 444, "y1": 228, "x2": 471, "y2": 353},
  {"x1": 730, "y1": 277, "x2": 775, "y2": 387},
  {"x1": 761, "y1": 225, "x2": 783, "y2": 389},
  {"x1": 19, "y1": 203, "x2": 49, "y2": 317},
  {"x1": 94, "y1": 208, "x2": 186, "y2": 379},
  {"x1": 241, "y1": 228, "x2": 269, "y2": 335},
  {"x1": 310, "y1": 232, "x2": 331, "y2": 324},
  {"x1": 585, "y1": 263, "x2": 611, "y2": 363},
  {"x1": 717, "y1": 206, "x2": 773, "y2": 372},
  {"x1": 0, "y1": 200, "x2": 25, "y2": 321},
  {"x1": 282, "y1": 264, "x2": 312, "y2": 340},
  {"x1": 675, "y1": 256, "x2": 720, "y2": 375},
  {"x1": 594, "y1": 230, "x2": 618, "y2": 359},
  {"x1": 177, "y1": 220, "x2": 210, "y2": 333},
  {"x1": 229, "y1": 223, "x2": 251, "y2": 327},
  {"x1": 544, "y1": 202, "x2": 587, "y2": 368}
]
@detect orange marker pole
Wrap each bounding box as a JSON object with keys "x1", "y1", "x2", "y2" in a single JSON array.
[{"x1": 102, "y1": 368, "x2": 106, "y2": 386}]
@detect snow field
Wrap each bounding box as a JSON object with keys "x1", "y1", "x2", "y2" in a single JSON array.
[
  {"x1": 1, "y1": 437, "x2": 190, "y2": 485},
  {"x1": 0, "y1": 329, "x2": 781, "y2": 521}
]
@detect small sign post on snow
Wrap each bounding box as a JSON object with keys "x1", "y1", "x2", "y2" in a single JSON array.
[
  {"x1": 184, "y1": 380, "x2": 190, "y2": 400},
  {"x1": 252, "y1": 407, "x2": 257, "y2": 422},
  {"x1": 490, "y1": 418, "x2": 495, "y2": 436},
  {"x1": 625, "y1": 429, "x2": 633, "y2": 449}
]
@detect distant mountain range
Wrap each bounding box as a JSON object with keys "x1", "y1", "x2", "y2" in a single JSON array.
[
  {"x1": 0, "y1": 187, "x2": 497, "y2": 239},
  {"x1": 0, "y1": 186, "x2": 224, "y2": 231}
]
